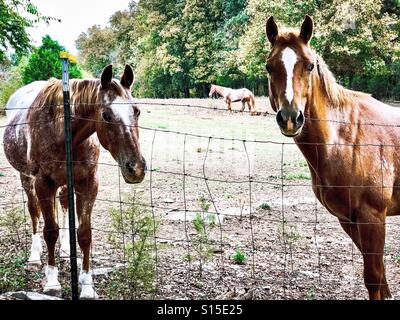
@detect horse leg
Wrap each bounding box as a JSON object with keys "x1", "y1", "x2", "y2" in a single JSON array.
[
  {"x1": 21, "y1": 174, "x2": 43, "y2": 271},
  {"x1": 224, "y1": 97, "x2": 232, "y2": 114},
  {"x1": 58, "y1": 186, "x2": 70, "y2": 258},
  {"x1": 240, "y1": 101, "x2": 246, "y2": 113},
  {"x1": 356, "y1": 208, "x2": 391, "y2": 300},
  {"x1": 248, "y1": 100, "x2": 255, "y2": 116},
  {"x1": 75, "y1": 175, "x2": 99, "y2": 299},
  {"x1": 35, "y1": 174, "x2": 61, "y2": 296}
]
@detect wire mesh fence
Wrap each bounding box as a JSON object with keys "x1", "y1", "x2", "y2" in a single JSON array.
[{"x1": 1, "y1": 96, "x2": 400, "y2": 300}]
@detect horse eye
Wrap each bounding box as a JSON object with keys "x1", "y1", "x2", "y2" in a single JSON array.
[
  {"x1": 307, "y1": 63, "x2": 314, "y2": 72},
  {"x1": 266, "y1": 65, "x2": 272, "y2": 74},
  {"x1": 134, "y1": 108, "x2": 141, "y2": 117},
  {"x1": 102, "y1": 112, "x2": 112, "y2": 122}
]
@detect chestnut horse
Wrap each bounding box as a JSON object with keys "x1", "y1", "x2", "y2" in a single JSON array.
[
  {"x1": 266, "y1": 15, "x2": 399, "y2": 300},
  {"x1": 3, "y1": 65, "x2": 146, "y2": 299},
  {"x1": 209, "y1": 84, "x2": 257, "y2": 115}
]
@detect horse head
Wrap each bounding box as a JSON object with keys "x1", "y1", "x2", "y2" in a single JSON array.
[
  {"x1": 265, "y1": 15, "x2": 316, "y2": 137},
  {"x1": 96, "y1": 64, "x2": 146, "y2": 183}
]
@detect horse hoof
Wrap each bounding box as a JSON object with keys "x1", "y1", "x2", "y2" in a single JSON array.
[
  {"x1": 43, "y1": 286, "x2": 62, "y2": 297},
  {"x1": 79, "y1": 289, "x2": 99, "y2": 300},
  {"x1": 26, "y1": 261, "x2": 42, "y2": 272}
]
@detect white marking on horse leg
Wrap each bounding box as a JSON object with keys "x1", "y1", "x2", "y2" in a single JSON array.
[
  {"x1": 79, "y1": 271, "x2": 99, "y2": 299},
  {"x1": 281, "y1": 47, "x2": 297, "y2": 104},
  {"x1": 59, "y1": 205, "x2": 70, "y2": 258},
  {"x1": 28, "y1": 233, "x2": 42, "y2": 266},
  {"x1": 44, "y1": 266, "x2": 62, "y2": 296}
]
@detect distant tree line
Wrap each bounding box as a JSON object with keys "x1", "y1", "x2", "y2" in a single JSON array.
[{"x1": 76, "y1": 0, "x2": 400, "y2": 99}]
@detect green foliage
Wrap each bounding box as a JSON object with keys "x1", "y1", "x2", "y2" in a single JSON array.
[
  {"x1": 190, "y1": 212, "x2": 216, "y2": 270},
  {"x1": 259, "y1": 202, "x2": 271, "y2": 210},
  {"x1": 76, "y1": 25, "x2": 118, "y2": 77},
  {"x1": 0, "y1": 207, "x2": 30, "y2": 293},
  {"x1": 106, "y1": 192, "x2": 158, "y2": 299},
  {"x1": 232, "y1": 249, "x2": 246, "y2": 264},
  {"x1": 0, "y1": 56, "x2": 28, "y2": 110},
  {"x1": 278, "y1": 222, "x2": 302, "y2": 247},
  {"x1": 306, "y1": 290, "x2": 315, "y2": 300},
  {"x1": 284, "y1": 172, "x2": 311, "y2": 181},
  {"x1": 241, "y1": 0, "x2": 400, "y2": 99},
  {"x1": 0, "y1": 251, "x2": 29, "y2": 293},
  {"x1": 0, "y1": 208, "x2": 25, "y2": 242},
  {"x1": 22, "y1": 35, "x2": 82, "y2": 84},
  {"x1": 0, "y1": 0, "x2": 55, "y2": 63},
  {"x1": 188, "y1": 196, "x2": 216, "y2": 275},
  {"x1": 76, "y1": 0, "x2": 400, "y2": 99}
]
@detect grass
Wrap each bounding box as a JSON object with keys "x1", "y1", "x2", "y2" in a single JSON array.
[
  {"x1": 232, "y1": 250, "x2": 246, "y2": 265},
  {"x1": 156, "y1": 124, "x2": 168, "y2": 130},
  {"x1": 306, "y1": 290, "x2": 315, "y2": 300},
  {"x1": 0, "y1": 207, "x2": 37, "y2": 293},
  {"x1": 284, "y1": 172, "x2": 311, "y2": 181},
  {"x1": 259, "y1": 202, "x2": 271, "y2": 210},
  {"x1": 0, "y1": 208, "x2": 25, "y2": 243},
  {"x1": 0, "y1": 251, "x2": 29, "y2": 292}
]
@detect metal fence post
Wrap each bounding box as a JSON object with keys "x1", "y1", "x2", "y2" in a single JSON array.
[{"x1": 60, "y1": 52, "x2": 79, "y2": 300}]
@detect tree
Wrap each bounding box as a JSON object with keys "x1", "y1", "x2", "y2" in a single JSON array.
[
  {"x1": 75, "y1": 0, "x2": 400, "y2": 99},
  {"x1": 23, "y1": 35, "x2": 82, "y2": 84},
  {"x1": 237, "y1": 0, "x2": 400, "y2": 97},
  {"x1": 0, "y1": 0, "x2": 59, "y2": 63},
  {"x1": 76, "y1": 25, "x2": 117, "y2": 77}
]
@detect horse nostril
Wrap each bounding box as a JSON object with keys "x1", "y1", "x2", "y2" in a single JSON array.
[
  {"x1": 141, "y1": 158, "x2": 147, "y2": 173},
  {"x1": 296, "y1": 110, "x2": 305, "y2": 126},
  {"x1": 125, "y1": 161, "x2": 134, "y2": 174},
  {"x1": 276, "y1": 110, "x2": 285, "y2": 128}
]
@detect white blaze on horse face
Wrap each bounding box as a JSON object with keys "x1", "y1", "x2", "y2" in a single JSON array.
[
  {"x1": 110, "y1": 97, "x2": 134, "y2": 127},
  {"x1": 281, "y1": 47, "x2": 298, "y2": 105}
]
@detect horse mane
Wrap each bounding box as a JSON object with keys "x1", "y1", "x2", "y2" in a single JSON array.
[
  {"x1": 33, "y1": 77, "x2": 127, "y2": 114},
  {"x1": 314, "y1": 53, "x2": 368, "y2": 108}
]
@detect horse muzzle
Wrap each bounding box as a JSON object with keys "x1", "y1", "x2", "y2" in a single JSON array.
[
  {"x1": 276, "y1": 108, "x2": 305, "y2": 137},
  {"x1": 121, "y1": 157, "x2": 147, "y2": 184}
]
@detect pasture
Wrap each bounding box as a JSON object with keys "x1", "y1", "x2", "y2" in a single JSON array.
[{"x1": 1, "y1": 98, "x2": 400, "y2": 300}]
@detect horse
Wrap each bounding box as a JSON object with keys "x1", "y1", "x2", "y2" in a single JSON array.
[
  {"x1": 208, "y1": 84, "x2": 257, "y2": 115},
  {"x1": 266, "y1": 15, "x2": 399, "y2": 300},
  {"x1": 3, "y1": 64, "x2": 146, "y2": 299}
]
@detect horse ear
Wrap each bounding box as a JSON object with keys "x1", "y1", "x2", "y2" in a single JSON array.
[
  {"x1": 100, "y1": 65, "x2": 113, "y2": 88},
  {"x1": 120, "y1": 64, "x2": 135, "y2": 89},
  {"x1": 300, "y1": 15, "x2": 313, "y2": 44},
  {"x1": 266, "y1": 16, "x2": 278, "y2": 45}
]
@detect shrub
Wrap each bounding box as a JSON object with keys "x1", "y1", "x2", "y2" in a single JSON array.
[
  {"x1": 232, "y1": 249, "x2": 246, "y2": 265},
  {"x1": 0, "y1": 57, "x2": 28, "y2": 110},
  {"x1": 106, "y1": 192, "x2": 158, "y2": 299},
  {"x1": 23, "y1": 35, "x2": 82, "y2": 84}
]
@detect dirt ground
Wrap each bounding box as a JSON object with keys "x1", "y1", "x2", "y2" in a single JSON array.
[{"x1": 1, "y1": 97, "x2": 400, "y2": 300}]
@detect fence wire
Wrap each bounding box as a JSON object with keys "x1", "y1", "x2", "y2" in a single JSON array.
[{"x1": 0, "y1": 99, "x2": 400, "y2": 300}]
